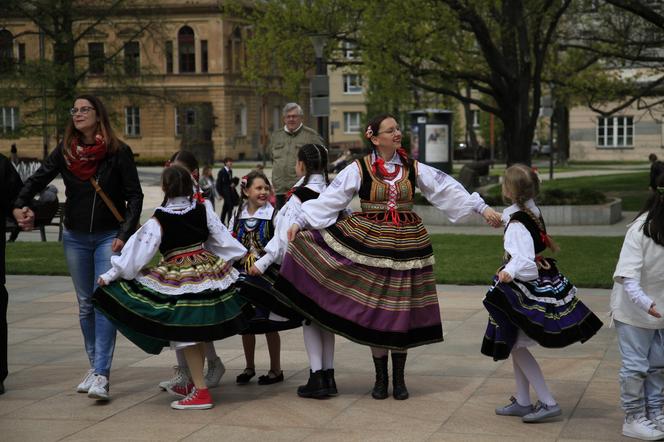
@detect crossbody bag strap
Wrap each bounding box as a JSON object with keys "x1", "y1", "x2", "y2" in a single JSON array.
[{"x1": 89, "y1": 177, "x2": 125, "y2": 223}]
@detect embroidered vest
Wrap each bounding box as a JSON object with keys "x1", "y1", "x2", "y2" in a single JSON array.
[
  {"x1": 153, "y1": 203, "x2": 209, "y2": 254},
  {"x1": 356, "y1": 155, "x2": 418, "y2": 213}
]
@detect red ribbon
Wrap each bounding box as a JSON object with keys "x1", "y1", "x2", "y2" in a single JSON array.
[{"x1": 193, "y1": 192, "x2": 205, "y2": 203}]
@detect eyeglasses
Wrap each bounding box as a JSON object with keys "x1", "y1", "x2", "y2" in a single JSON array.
[
  {"x1": 70, "y1": 106, "x2": 96, "y2": 116},
  {"x1": 377, "y1": 126, "x2": 401, "y2": 135}
]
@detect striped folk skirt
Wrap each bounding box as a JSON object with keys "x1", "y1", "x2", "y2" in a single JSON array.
[
  {"x1": 274, "y1": 211, "x2": 443, "y2": 349},
  {"x1": 93, "y1": 246, "x2": 253, "y2": 354},
  {"x1": 481, "y1": 258, "x2": 603, "y2": 361},
  {"x1": 236, "y1": 264, "x2": 303, "y2": 334}
]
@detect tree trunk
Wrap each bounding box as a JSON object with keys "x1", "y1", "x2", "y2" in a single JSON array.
[{"x1": 554, "y1": 103, "x2": 569, "y2": 164}]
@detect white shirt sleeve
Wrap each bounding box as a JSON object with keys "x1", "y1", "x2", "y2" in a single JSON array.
[
  {"x1": 99, "y1": 218, "x2": 162, "y2": 284},
  {"x1": 502, "y1": 222, "x2": 539, "y2": 281},
  {"x1": 203, "y1": 202, "x2": 246, "y2": 262},
  {"x1": 296, "y1": 163, "x2": 361, "y2": 229},
  {"x1": 623, "y1": 277, "x2": 654, "y2": 312},
  {"x1": 614, "y1": 223, "x2": 645, "y2": 282},
  {"x1": 416, "y1": 162, "x2": 489, "y2": 223},
  {"x1": 254, "y1": 197, "x2": 302, "y2": 273}
]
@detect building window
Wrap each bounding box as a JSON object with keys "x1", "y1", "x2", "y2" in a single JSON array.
[
  {"x1": 230, "y1": 27, "x2": 242, "y2": 73},
  {"x1": 1, "y1": 107, "x2": 19, "y2": 134},
  {"x1": 88, "y1": 42, "x2": 105, "y2": 74},
  {"x1": 174, "y1": 107, "x2": 180, "y2": 136},
  {"x1": 343, "y1": 74, "x2": 363, "y2": 94},
  {"x1": 0, "y1": 30, "x2": 14, "y2": 73},
  {"x1": 201, "y1": 40, "x2": 208, "y2": 73},
  {"x1": 235, "y1": 104, "x2": 247, "y2": 137},
  {"x1": 165, "y1": 41, "x2": 173, "y2": 73},
  {"x1": 342, "y1": 41, "x2": 356, "y2": 60},
  {"x1": 18, "y1": 43, "x2": 25, "y2": 65},
  {"x1": 471, "y1": 110, "x2": 480, "y2": 128},
  {"x1": 343, "y1": 112, "x2": 361, "y2": 133},
  {"x1": 178, "y1": 26, "x2": 195, "y2": 73},
  {"x1": 124, "y1": 106, "x2": 140, "y2": 136},
  {"x1": 124, "y1": 41, "x2": 140, "y2": 76},
  {"x1": 597, "y1": 116, "x2": 634, "y2": 148}
]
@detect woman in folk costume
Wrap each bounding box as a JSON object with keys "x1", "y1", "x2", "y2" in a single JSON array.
[
  {"x1": 94, "y1": 166, "x2": 252, "y2": 410},
  {"x1": 247, "y1": 143, "x2": 335, "y2": 398},
  {"x1": 276, "y1": 114, "x2": 502, "y2": 400}
]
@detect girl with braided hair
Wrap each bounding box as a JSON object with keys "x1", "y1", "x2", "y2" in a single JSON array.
[
  {"x1": 482, "y1": 164, "x2": 602, "y2": 423},
  {"x1": 276, "y1": 114, "x2": 502, "y2": 401},
  {"x1": 248, "y1": 143, "x2": 336, "y2": 398},
  {"x1": 610, "y1": 173, "x2": 664, "y2": 440},
  {"x1": 230, "y1": 171, "x2": 298, "y2": 385}
]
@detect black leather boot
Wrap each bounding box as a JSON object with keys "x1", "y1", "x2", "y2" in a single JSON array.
[
  {"x1": 324, "y1": 368, "x2": 338, "y2": 396},
  {"x1": 371, "y1": 356, "x2": 389, "y2": 399},
  {"x1": 391, "y1": 352, "x2": 409, "y2": 400},
  {"x1": 297, "y1": 370, "x2": 328, "y2": 399}
]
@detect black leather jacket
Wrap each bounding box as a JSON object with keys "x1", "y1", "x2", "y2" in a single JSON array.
[{"x1": 14, "y1": 142, "x2": 143, "y2": 242}]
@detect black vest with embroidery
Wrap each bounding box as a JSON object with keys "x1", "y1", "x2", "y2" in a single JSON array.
[
  {"x1": 291, "y1": 186, "x2": 320, "y2": 203},
  {"x1": 507, "y1": 211, "x2": 548, "y2": 255},
  {"x1": 232, "y1": 212, "x2": 275, "y2": 256},
  {"x1": 153, "y1": 203, "x2": 209, "y2": 254},
  {"x1": 356, "y1": 155, "x2": 417, "y2": 211}
]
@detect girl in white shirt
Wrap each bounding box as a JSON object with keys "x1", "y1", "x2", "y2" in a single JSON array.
[
  {"x1": 611, "y1": 174, "x2": 664, "y2": 440},
  {"x1": 482, "y1": 164, "x2": 602, "y2": 423},
  {"x1": 94, "y1": 165, "x2": 250, "y2": 410}
]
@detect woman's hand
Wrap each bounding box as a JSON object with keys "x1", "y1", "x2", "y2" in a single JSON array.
[
  {"x1": 13, "y1": 207, "x2": 35, "y2": 231},
  {"x1": 497, "y1": 270, "x2": 513, "y2": 283},
  {"x1": 648, "y1": 303, "x2": 662, "y2": 318},
  {"x1": 287, "y1": 224, "x2": 301, "y2": 242},
  {"x1": 111, "y1": 238, "x2": 125, "y2": 253},
  {"x1": 483, "y1": 207, "x2": 502, "y2": 228},
  {"x1": 97, "y1": 276, "x2": 108, "y2": 287},
  {"x1": 248, "y1": 265, "x2": 262, "y2": 276}
]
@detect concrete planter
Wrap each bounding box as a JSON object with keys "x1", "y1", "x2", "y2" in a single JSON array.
[{"x1": 415, "y1": 198, "x2": 622, "y2": 226}]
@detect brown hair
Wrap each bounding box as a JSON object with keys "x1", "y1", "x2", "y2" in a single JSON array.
[
  {"x1": 63, "y1": 94, "x2": 121, "y2": 155},
  {"x1": 503, "y1": 164, "x2": 559, "y2": 252},
  {"x1": 161, "y1": 165, "x2": 194, "y2": 206}
]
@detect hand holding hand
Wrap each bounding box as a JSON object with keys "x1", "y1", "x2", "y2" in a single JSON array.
[
  {"x1": 648, "y1": 303, "x2": 662, "y2": 318},
  {"x1": 13, "y1": 207, "x2": 35, "y2": 231},
  {"x1": 97, "y1": 276, "x2": 108, "y2": 287},
  {"x1": 248, "y1": 265, "x2": 262, "y2": 276},
  {"x1": 483, "y1": 208, "x2": 502, "y2": 228},
  {"x1": 497, "y1": 270, "x2": 513, "y2": 283},
  {"x1": 111, "y1": 238, "x2": 125, "y2": 253},
  {"x1": 287, "y1": 224, "x2": 301, "y2": 242}
]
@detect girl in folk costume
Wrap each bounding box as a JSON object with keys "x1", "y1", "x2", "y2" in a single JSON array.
[
  {"x1": 158, "y1": 151, "x2": 227, "y2": 396},
  {"x1": 94, "y1": 166, "x2": 251, "y2": 410},
  {"x1": 611, "y1": 174, "x2": 664, "y2": 440},
  {"x1": 247, "y1": 143, "x2": 335, "y2": 398},
  {"x1": 482, "y1": 164, "x2": 602, "y2": 422},
  {"x1": 277, "y1": 114, "x2": 502, "y2": 400},
  {"x1": 231, "y1": 171, "x2": 297, "y2": 385}
]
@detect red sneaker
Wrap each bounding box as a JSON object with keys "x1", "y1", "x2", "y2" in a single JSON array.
[
  {"x1": 166, "y1": 382, "x2": 194, "y2": 398},
  {"x1": 170, "y1": 387, "x2": 213, "y2": 410}
]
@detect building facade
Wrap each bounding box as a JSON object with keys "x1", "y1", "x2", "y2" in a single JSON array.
[{"x1": 0, "y1": 1, "x2": 314, "y2": 162}]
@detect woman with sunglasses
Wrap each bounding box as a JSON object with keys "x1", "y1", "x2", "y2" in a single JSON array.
[{"x1": 13, "y1": 94, "x2": 143, "y2": 402}]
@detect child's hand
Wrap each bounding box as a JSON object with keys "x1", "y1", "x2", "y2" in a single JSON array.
[
  {"x1": 97, "y1": 276, "x2": 108, "y2": 287},
  {"x1": 497, "y1": 270, "x2": 513, "y2": 283},
  {"x1": 287, "y1": 224, "x2": 301, "y2": 242},
  {"x1": 248, "y1": 265, "x2": 262, "y2": 276},
  {"x1": 648, "y1": 303, "x2": 662, "y2": 318},
  {"x1": 483, "y1": 208, "x2": 502, "y2": 228}
]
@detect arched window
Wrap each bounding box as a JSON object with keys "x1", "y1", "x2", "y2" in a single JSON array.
[
  {"x1": 0, "y1": 30, "x2": 14, "y2": 73},
  {"x1": 178, "y1": 26, "x2": 195, "y2": 73}
]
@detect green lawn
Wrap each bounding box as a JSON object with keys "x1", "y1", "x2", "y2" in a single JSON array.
[{"x1": 7, "y1": 234, "x2": 623, "y2": 288}]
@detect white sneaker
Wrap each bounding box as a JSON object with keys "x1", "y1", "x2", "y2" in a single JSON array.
[
  {"x1": 650, "y1": 414, "x2": 664, "y2": 433},
  {"x1": 158, "y1": 365, "x2": 191, "y2": 391},
  {"x1": 204, "y1": 357, "x2": 226, "y2": 388},
  {"x1": 76, "y1": 369, "x2": 95, "y2": 393},
  {"x1": 623, "y1": 415, "x2": 664, "y2": 440},
  {"x1": 87, "y1": 374, "x2": 110, "y2": 401}
]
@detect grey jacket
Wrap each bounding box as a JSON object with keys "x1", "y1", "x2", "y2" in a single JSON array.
[{"x1": 269, "y1": 125, "x2": 323, "y2": 194}]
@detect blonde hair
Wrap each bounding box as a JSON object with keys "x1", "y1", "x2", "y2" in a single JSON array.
[{"x1": 503, "y1": 164, "x2": 559, "y2": 252}]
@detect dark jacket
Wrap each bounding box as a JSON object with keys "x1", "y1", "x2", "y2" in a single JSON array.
[
  {"x1": 14, "y1": 142, "x2": 143, "y2": 242},
  {"x1": 1, "y1": 154, "x2": 22, "y2": 284},
  {"x1": 216, "y1": 167, "x2": 233, "y2": 200}
]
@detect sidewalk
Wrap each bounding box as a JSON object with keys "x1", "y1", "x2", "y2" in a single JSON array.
[{"x1": 4, "y1": 275, "x2": 625, "y2": 441}]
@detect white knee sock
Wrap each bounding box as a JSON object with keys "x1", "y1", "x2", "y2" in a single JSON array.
[
  {"x1": 204, "y1": 342, "x2": 218, "y2": 361},
  {"x1": 176, "y1": 349, "x2": 187, "y2": 368},
  {"x1": 303, "y1": 324, "x2": 324, "y2": 372},
  {"x1": 512, "y1": 348, "x2": 556, "y2": 406},
  {"x1": 512, "y1": 356, "x2": 531, "y2": 406},
  {"x1": 320, "y1": 328, "x2": 335, "y2": 370}
]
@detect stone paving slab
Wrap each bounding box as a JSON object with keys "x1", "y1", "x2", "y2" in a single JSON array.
[{"x1": 4, "y1": 275, "x2": 633, "y2": 441}]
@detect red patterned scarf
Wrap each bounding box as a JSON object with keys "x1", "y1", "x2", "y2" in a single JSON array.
[{"x1": 65, "y1": 134, "x2": 107, "y2": 180}]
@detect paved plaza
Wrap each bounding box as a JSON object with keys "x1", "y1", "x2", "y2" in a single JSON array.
[{"x1": 4, "y1": 275, "x2": 631, "y2": 441}]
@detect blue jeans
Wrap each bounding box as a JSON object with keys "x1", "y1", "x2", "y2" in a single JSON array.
[
  {"x1": 63, "y1": 228, "x2": 118, "y2": 377},
  {"x1": 616, "y1": 320, "x2": 664, "y2": 418}
]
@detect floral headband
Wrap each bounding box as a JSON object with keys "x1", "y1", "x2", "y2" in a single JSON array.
[
  {"x1": 364, "y1": 125, "x2": 374, "y2": 139},
  {"x1": 240, "y1": 175, "x2": 248, "y2": 189}
]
